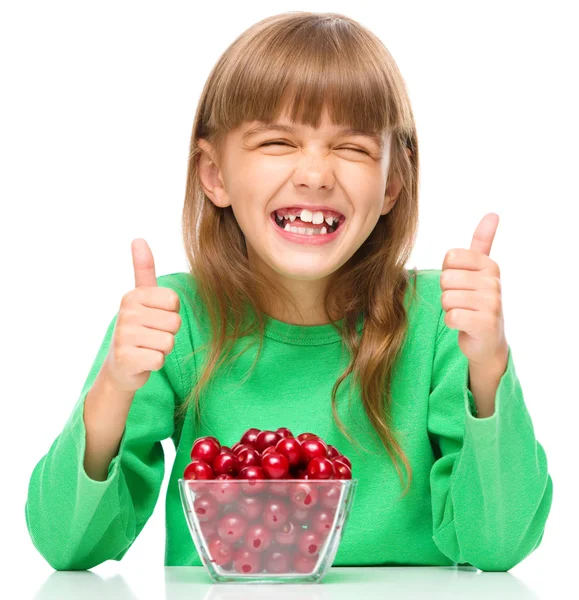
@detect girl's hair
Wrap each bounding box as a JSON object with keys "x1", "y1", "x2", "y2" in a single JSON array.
[{"x1": 173, "y1": 11, "x2": 420, "y2": 499}]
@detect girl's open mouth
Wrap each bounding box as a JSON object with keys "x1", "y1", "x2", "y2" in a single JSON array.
[{"x1": 269, "y1": 211, "x2": 346, "y2": 245}]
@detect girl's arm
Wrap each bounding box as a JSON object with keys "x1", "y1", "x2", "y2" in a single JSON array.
[
  {"x1": 428, "y1": 309, "x2": 553, "y2": 572},
  {"x1": 25, "y1": 279, "x2": 185, "y2": 571}
]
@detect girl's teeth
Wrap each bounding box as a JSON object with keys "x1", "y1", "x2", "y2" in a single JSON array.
[{"x1": 284, "y1": 224, "x2": 328, "y2": 235}]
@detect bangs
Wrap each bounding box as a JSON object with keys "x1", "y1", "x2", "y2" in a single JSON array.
[{"x1": 200, "y1": 15, "x2": 413, "y2": 144}]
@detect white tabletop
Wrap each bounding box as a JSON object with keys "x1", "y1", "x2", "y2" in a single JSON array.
[{"x1": 17, "y1": 565, "x2": 545, "y2": 599}]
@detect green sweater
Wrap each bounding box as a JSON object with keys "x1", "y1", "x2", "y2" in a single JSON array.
[{"x1": 25, "y1": 269, "x2": 553, "y2": 572}]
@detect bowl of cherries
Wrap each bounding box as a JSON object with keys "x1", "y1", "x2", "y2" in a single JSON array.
[{"x1": 178, "y1": 427, "x2": 358, "y2": 584}]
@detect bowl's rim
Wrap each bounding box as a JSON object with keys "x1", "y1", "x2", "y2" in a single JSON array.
[{"x1": 177, "y1": 477, "x2": 359, "y2": 483}]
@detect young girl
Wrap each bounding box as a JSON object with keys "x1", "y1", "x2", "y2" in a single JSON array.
[{"x1": 25, "y1": 11, "x2": 553, "y2": 573}]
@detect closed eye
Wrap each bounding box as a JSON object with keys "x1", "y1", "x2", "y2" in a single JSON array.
[{"x1": 259, "y1": 141, "x2": 368, "y2": 154}]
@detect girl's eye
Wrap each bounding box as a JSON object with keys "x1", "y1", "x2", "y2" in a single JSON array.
[{"x1": 259, "y1": 141, "x2": 368, "y2": 154}]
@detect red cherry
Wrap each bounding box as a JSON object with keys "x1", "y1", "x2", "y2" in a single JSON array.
[
  {"x1": 268, "y1": 481, "x2": 290, "y2": 496},
  {"x1": 232, "y1": 547, "x2": 262, "y2": 574},
  {"x1": 261, "y1": 451, "x2": 290, "y2": 479},
  {"x1": 300, "y1": 439, "x2": 328, "y2": 464},
  {"x1": 327, "y1": 444, "x2": 340, "y2": 459},
  {"x1": 332, "y1": 458, "x2": 352, "y2": 480},
  {"x1": 240, "y1": 428, "x2": 261, "y2": 448},
  {"x1": 238, "y1": 465, "x2": 267, "y2": 495},
  {"x1": 207, "y1": 535, "x2": 234, "y2": 566},
  {"x1": 183, "y1": 459, "x2": 214, "y2": 481},
  {"x1": 274, "y1": 520, "x2": 298, "y2": 545},
  {"x1": 238, "y1": 495, "x2": 264, "y2": 521},
  {"x1": 276, "y1": 427, "x2": 294, "y2": 438},
  {"x1": 290, "y1": 482, "x2": 318, "y2": 509},
  {"x1": 293, "y1": 551, "x2": 318, "y2": 573},
  {"x1": 255, "y1": 430, "x2": 282, "y2": 453},
  {"x1": 220, "y1": 445, "x2": 231, "y2": 452},
  {"x1": 200, "y1": 519, "x2": 217, "y2": 538},
  {"x1": 264, "y1": 545, "x2": 293, "y2": 573},
  {"x1": 193, "y1": 493, "x2": 219, "y2": 522},
  {"x1": 217, "y1": 512, "x2": 248, "y2": 543},
  {"x1": 295, "y1": 468, "x2": 309, "y2": 480},
  {"x1": 296, "y1": 432, "x2": 320, "y2": 443},
  {"x1": 306, "y1": 456, "x2": 335, "y2": 480},
  {"x1": 336, "y1": 454, "x2": 352, "y2": 469},
  {"x1": 244, "y1": 523, "x2": 273, "y2": 552},
  {"x1": 212, "y1": 450, "x2": 236, "y2": 476},
  {"x1": 261, "y1": 446, "x2": 277, "y2": 459},
  {"x1": 234, "y1": 446, "x2": 261, "y2": 473},
  {"x1": 320, "y1": 482, "x2": 342, "y2": 509},
  {"x1": 231, "y1": 442, "x2": 244, "y2": 453},
  {"x1": 309, "y1": 507, "x2": 336, "y2": 535},
  {"x1": 275, "y1": 437, "x2": 303, "y2": 467},
  {"x1": 263, "y1": 498, "x2": 290, "y2": 530},
  {"x1": 191, "y1": 436, "x2": 221, "y2": 464},
  {"x1": 291, "y1": 507, "x2": 310, "y2": 524},
  {"x1": 210, "y1": 474, "x2": 241, "y2": 503},
  {"x1": 297, "y1": 529, "x2": 323, "y2": 556}
]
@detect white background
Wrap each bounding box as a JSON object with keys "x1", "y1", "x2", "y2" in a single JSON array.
[{"x1": 2, "y1": 1, "x2": 577, "y2": 598}]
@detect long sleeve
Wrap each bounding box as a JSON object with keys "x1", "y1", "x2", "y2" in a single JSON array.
[
  {"x1": 24, "y1": 291, "x2": 184, "y2": 570},
  {"x1": 427, "y1": 308, "x2": 554, "y2": 572}
]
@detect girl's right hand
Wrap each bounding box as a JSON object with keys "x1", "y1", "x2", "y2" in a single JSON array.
[{"x1": 102, "y1": 238, "x2": 182, "y2": 393}]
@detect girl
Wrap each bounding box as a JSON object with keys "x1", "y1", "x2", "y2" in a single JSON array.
[{"x1": 25, "y1": 11, "x2": 553, "y2": 573}]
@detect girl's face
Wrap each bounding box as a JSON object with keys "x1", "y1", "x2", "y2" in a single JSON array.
[{"x1": 197, "y1": 107, "x2": 402, "y2": 289}]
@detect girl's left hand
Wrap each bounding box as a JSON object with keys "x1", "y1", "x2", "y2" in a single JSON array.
[{"x1": 440, "y1": 213, "x2": 509, "y2": 369}]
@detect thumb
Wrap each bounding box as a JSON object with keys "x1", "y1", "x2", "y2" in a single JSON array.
[{"x1": 132, "y1": 238, "x2": 157, "y2": 288}]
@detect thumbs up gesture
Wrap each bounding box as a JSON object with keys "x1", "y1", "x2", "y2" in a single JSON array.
[
  {"x1": 440, "y1": 213, "x2": 509, "y2": 370},
  {"x1": 102, "y1": 239, "x2": 182, "y2": 393}
]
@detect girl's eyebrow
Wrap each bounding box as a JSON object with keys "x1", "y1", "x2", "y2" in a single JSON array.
[{"x1": 242, "y1": 123, "x2": 384, "y2": 150}]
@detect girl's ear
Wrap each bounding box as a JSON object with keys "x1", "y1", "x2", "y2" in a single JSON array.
[
  {"x1": 197, "y1": 138, "x2": 231, "y2": 209},
  {"x1": 381, "y1": 148, "x2": 412, "y2": 215}
]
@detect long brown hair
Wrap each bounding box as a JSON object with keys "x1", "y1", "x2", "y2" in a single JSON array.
[{"x1": 173, "y1": 11, "x2": 420, "y2": 498}]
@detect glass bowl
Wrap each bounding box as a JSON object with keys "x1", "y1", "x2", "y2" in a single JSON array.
[{"x1": 178, "y1": 477, "x2": 358, "y2": 583}]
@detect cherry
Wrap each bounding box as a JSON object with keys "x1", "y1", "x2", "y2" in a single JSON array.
[
  {"x1": 320, "y1": 482, "x2": 342, "y2": 509},
  {"x1": 300, "y1": 439, "x2": 328, "y2": 464},
  {"x1": 336, "y1": 454, "x2": 352, "y2": 469},
  {"x1": 274, "y1": 520, "x2": 298, "y2": 546},
  {"x1": 263, "y1": 498, "x2": 290, "y2": 530},
  {"x1": 239, "y1": 427, "x2": 261, "y2": 449},
  {"x1": 234, "y1": 446, "x2": 261, "y2": 473},
  {"x1": 207, "y1": 535, "x2": 234, "y2": 566},
  {"x1": 244, "y1": 522, "x2": 273, "y2": 552},
  {"x1": 296, "y1": 432, "x2": 320, "y2": 443},
  {"x1": 212, "y1": 450, "x2": 236, "y2": 476},
  {"x1": 291, "y1": 507, "x2": 310, "y2": 524},
  {"x1": 327, "y1": 444, "x2": 340, "y2": 459},
  {"x1": 268, "y1": 481, "x2": 290, "y2": 496},
  {"x1": 261, "y1": 446, "x2": 277, "y2": 459},
  {"x1": 293, "y1": 551, "x2": 318, "y2": 573},
  {"x1": 276, "y1": 427, "x2": 294, "y2": 439},
  {"x1": 217, "y1": 512, "x2": 248, "y2": 543},
  {"x1": 255, "y1": 430, "x2": 282, "y2": 453},
  {"x1": 231, "y1": 442, "x2": 244, "y2": 453},
  {"x1": 193, "y1": 493, "x2": 219, "y2": 522},
  {"x1": 261, "y1": 451, "x2": 290, "y2": 479},
  {"x1": 237, "y1": 494, "x2": 264, "y2": 521},
  {"x1": 332, "y1": 458, "x2": 352, "y2": 480},
  {"x1": 296, "y1": 468, "x2": 309, "y2": 480},
  {"x1": 200, "y1": 519, "x2": 217, "y2": 538},
  {"x1": 306, "y1": 456, "x2": 335, "y2": 480},
  {"x1": 183, "y1": 460, "x2": 214, "y2": 482},
  {"x1": 309, "y1": 507, "x2": 336, "y2": 535},
  {"x1": 297, "y1": 529, "x2": 323, "y2": 556},
  {"x1": 289, "y1": 482, "x2": 318, "y2": 509},
  {"x1": 232, "y1": 547, "x2": 262, "y2": 574},
  {"x1": 191, "y1": 437, "x2": 221, "y2": 464},
  {"x1": 238, "y1": 466, "x2": 267, "y2": 495},
  {"x1": 275, "y1": 437, "x2": 303, "y2": 467},
  {"x1": 264, "y1": 545, "x2": 293, "y2": 573},
  {"x1": 210, "y1": 474, "x2": 241, "y2": 504}
]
